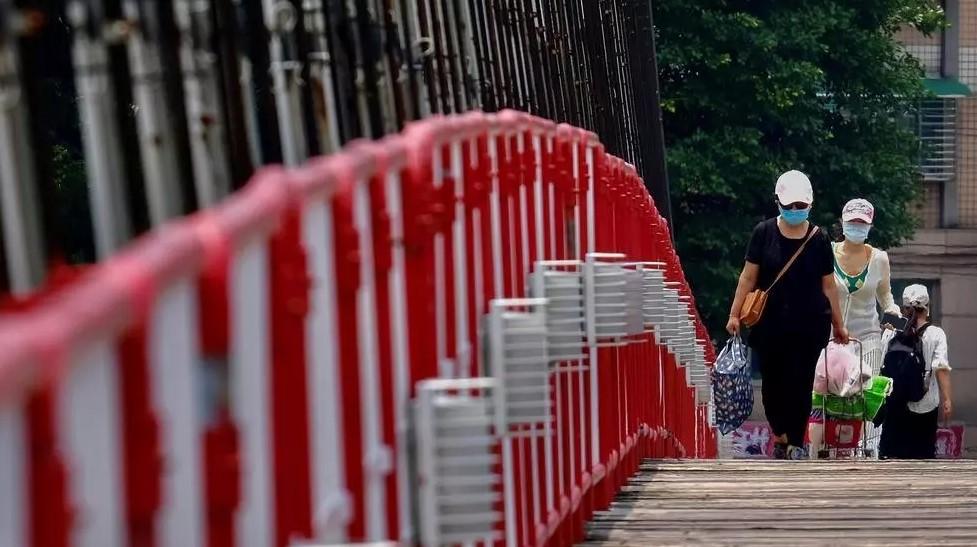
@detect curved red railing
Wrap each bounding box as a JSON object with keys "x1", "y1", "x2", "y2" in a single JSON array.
[{"x1": 0, "y1": 111, "x2": 717, "y2": 547}]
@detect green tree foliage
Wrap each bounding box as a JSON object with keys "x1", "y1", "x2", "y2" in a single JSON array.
[{"x1": 654, "y1": 0, "x2": 944, "y2": 340}]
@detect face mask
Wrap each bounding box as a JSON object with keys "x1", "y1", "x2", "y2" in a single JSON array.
[
  {"x1": 778, "y1": 205, "x2": 810, "y2": 226},
  {"x1": 842, "y1": 222, "x2": 871, "y2": 243}
]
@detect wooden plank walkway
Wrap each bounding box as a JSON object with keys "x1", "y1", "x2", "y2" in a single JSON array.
[{"x1": 583, "y1": 459, "x2": 977, "y2": 546}]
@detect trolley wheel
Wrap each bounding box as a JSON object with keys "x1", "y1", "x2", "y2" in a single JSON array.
[
  {"x1": 864, "y1": 449, "x2": 875, "y2": 458},
  {"x1": 817, "y1": 449, "x2": 830, "y2": 460}
]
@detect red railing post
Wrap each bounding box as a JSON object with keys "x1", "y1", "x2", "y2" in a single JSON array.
[
  {"x1": 117, "y1": 320, "x2": 163, "y2": 547},
  {"x1": 268, "y1": 207, "x2": 314, "y2": 546},
  {"x1": 28, "y1": 386, "x2": 71, "y2": 547},
  {"x1": 195, "y1": 211, "x2": 241, "y2": 547}
]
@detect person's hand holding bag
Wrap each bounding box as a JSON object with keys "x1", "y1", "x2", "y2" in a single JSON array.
[
  {"x1": 726, "y1": 315, "x2": 740, "y2": 335},
  {"x1": 833, "y1": 324, "x2": 850, "y2": 345}
]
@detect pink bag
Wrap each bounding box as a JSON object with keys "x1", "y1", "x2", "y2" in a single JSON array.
[{"x1": 814, "y1": 342, "x2": 866, "y2": 397}]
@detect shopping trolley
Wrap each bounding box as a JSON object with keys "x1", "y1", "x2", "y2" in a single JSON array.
[{"x1": 807, "y1": 339, "x2": 891, "y2": 459}]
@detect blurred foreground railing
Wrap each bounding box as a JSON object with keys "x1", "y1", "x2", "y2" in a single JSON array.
[{"x1": 0, "y1": 110, "x2": 712, "y2": 547}]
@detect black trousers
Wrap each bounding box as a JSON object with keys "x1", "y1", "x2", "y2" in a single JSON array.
[
  {"x1": 879, "y1": 404, "x2": 938, "y2": 459},
  {"x1": 754, "y1": 337, "x2": 824, "y2": 447}
]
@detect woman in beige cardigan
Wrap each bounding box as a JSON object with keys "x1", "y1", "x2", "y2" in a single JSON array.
[{"x1": 809, "y1": 198, "x2": 900, "y2": 457}]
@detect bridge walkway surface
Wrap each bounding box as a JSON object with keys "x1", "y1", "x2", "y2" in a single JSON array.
[{"x1": 584, "y1": 459, "x2": 977, "y2": 546}]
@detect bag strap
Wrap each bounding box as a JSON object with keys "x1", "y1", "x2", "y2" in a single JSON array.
[
  {"x1": 767, "y1": 225, "x2": 820, "y2": 292},
  {"x1": 915, "y1": 322, "x2": 932, "y2": 373}
]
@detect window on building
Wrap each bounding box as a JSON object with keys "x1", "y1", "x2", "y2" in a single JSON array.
[
  {"x1": 959, "y1": 0, "x2": 977, "y2": 89},
  {"x1": 918, "y1": 98, "x2": 957, "y2": 184},
  {"x1": 910, "y1": 98, "x2": 956, "y2": 228},
  {"x1": 957, "y1": 3, "x2": 977, "y2": 228},
  {"x1": 896, "y1": 7, "x2": 955, "y2": 230}
]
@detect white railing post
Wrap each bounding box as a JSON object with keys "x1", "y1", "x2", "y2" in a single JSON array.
[
  {"x1": 59, "y1": 341, "x2": 126, "y2": 547},
  {"x1": 351, "y1": 164, "x2": 390, "y2": 541},
  {"x1": 149, "y1": 279, "x2": 206, "y2": 547},
  {"x1": 0, "y1": 401, "x2": 26, "y2": 547},
  {"x1": 302, "y1": 194, "x2": 350, "y2": 542},
  {"x1": 451, "y1": 138, "x2": 471, "y2": 379},
  {"x1": 230, "y1": 240, "x2": 275, "y2": 547},
  {"x1": 383, "y1": 160, "x2": 414, "y2": 542}
]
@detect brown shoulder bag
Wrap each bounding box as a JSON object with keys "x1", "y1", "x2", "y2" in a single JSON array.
[{"x1": 739, "y1": 226, "x2": 820, "y2": 327}]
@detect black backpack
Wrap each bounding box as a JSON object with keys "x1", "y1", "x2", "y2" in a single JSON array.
[{"x1": 880, "y1": 322, "x2": 931, "y2": 405}]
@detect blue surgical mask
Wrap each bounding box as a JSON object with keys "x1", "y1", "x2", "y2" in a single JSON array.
[
  {"x1": 778, "y1": 205, "x2": 810, "y2": 226},
  {"x1": 842, "y1": 221, "x2": 871, "y2": 243}
]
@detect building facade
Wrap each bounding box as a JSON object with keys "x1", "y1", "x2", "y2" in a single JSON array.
[{"x1": 893, "y1": 0, "x2": 977, "y2": 455}]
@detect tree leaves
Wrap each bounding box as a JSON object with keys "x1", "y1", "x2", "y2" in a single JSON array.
[{"x1": 655, "y1": 0, "x2": 939, "y2": 341}]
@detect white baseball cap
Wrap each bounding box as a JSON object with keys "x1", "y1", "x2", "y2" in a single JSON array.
[
  {"x1": 842, "y1": 198, "x2": 874, "y2": 224},
  {"x1": 774, "y1": 170, "x2": 814, "y2": 205},
  {"x1": 903, "y1": 284, "x2": 930, "y2": 309}
]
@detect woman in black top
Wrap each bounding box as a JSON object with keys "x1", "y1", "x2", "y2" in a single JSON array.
[{"x1": 726, "y1": 170, "x2": 848, "y2": 460}]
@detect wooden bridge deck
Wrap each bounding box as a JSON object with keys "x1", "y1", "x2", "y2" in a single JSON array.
[{"x1": 583, "y1": 459, "x2": 977, "y2": 546}]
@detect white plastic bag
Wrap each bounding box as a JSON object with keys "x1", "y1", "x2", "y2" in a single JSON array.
[{"x1": 814, "y1": 342, "x2": 868, "y2": 397}]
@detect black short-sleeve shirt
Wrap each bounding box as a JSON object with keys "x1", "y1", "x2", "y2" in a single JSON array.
[{"x1": 745, "y1": 218, "x2": 833, "y2": 342}]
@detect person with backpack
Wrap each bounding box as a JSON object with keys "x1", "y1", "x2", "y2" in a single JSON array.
[
  {"x1": 878, "y1": 284, "x2": 952, "y2": 459},
  {"x1": 726, "y1": 170, "x2": 849, "y2": 460}
]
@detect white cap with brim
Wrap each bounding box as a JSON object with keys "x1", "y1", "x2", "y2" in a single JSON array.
[
  {"x1": 842, "y1": 198, "x2": 874, "y2": 224},
  {"x1": 775, "y1": 170, "x2": 814, "y2": 205},
  {"x1": 903, "y1": 284, "x2": 930, "y2": 309}
]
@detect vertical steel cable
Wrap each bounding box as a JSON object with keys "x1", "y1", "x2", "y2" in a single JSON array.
[
  {"x1": 320, "y1": 0, "x2": 362, "y2": 141},
  {"x1": 537, "y1": 0, "x2": 566, "y2": 122},
  {"x1": 581, "y1": 0, "x2": 615, "y2": 154},
  {"x1": 372, "y1": 0, "x2": 403, "y2": 133},
  {"x1": 601, "y1": 0, "x2": 627, "y2": 161},
  {"x1": 608, "y1": 0, "x2": 630, "y2": 161},
  {"x1": 381, "y1": 0, "x2": 416, "y2": 127},
  {"x1": 494, "y1": 0, "x2": 522, "y2": 110},
  {"x1": 511, "y1": 0, "x2": 534, "y2": 112},
  {"x1": 616, "y1": 0, "x2": 643, "y2": 170},
  {"x1": 292, "y1": 0, "x2": 326, "y2": 157},
  {"x1": 303, "y1": 0, "x2": 344, "y2": 152},
  {"x1": 464, "y1": 0, "x2": 492, "y2": 110},
  {"x1": 213, "y1": 0, "x2": 257, "y2": 185},
  {"x1": 627, "y1": 0, "x2": 672, "y2": 226},
  {"x1": 519, "y1": 0, "x2": 548, "y2": 118},
  {"x1": 434, "y1": 0, "x2": 465, "y2": 112},
  {"x1": 609, "y1": 0, "x2": 637, "y2": 165},
  {"x1": 551, "y1": 0, "x2": 579, "y2": 126},
  {"x1": 0, "y1": 0, "x2": 677, "y2": 289},
  {"x1": 122, "y1": 0, "x2": 195, "y2": 224},
  {"x1": 65, "y1": 0, "x2": 132, "y2": 258},
  {"x1": 261, "y1": 0, "x2": 310, "y2": 166},
  {"x1": 415, "y1": 0, "x2": 443, "y2": 112},
  {"x1": 453, "y1": 0, "x2": 480, "y2": 108},
  {"x1": 566, "y1": 0, "x2": 594, "y2": 130},
  {"x1": 238, "y1": 0, "x2": 284, "y2": 164},
  {"x1": 399, "y1": 0, "x2": 430, "y2": 118},
  {"x1": 349, "y1": 0, "x2": 390, "y2": 137},
  {"x1": 509, "y1": 0, "x2": 535, "y2": 114},
  {"x1": 0, "y1": 0, "x2": 48, "y2": 290},
  {"x1": 174, "y1": 0, "x2": 234, "y2": 208},
  {"x1": 482, "y1": 0, "x2": 509, "y2": 109},
  {"x1": 411, "y1": 0, "x2": 442, "y2": 113}
]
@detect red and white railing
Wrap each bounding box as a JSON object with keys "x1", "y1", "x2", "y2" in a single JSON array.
[{"x1": 0, "y1": 110, "x2": 717, "y2": 547}]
